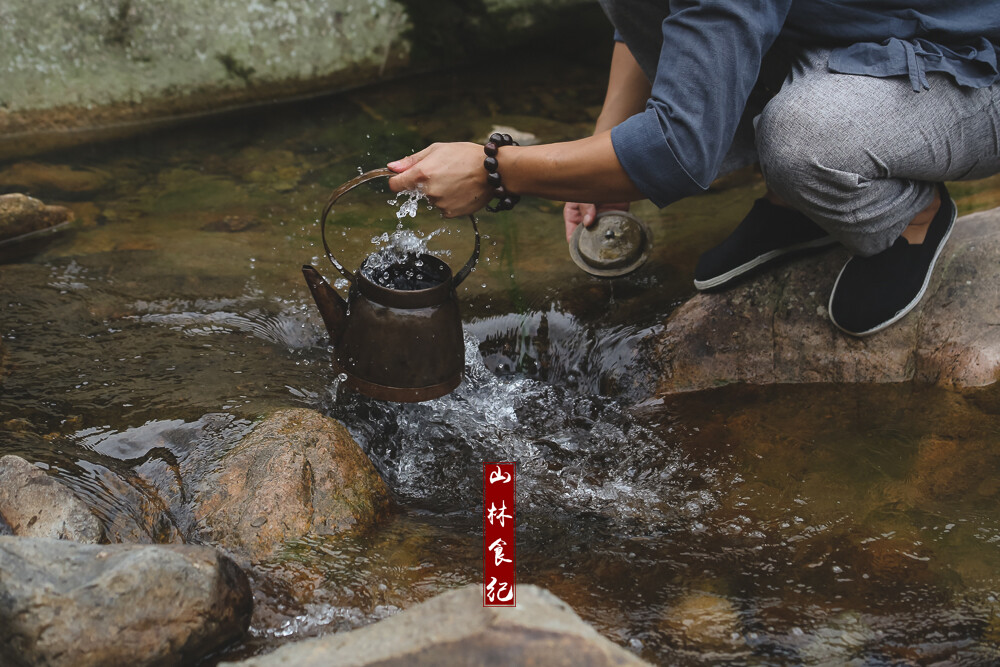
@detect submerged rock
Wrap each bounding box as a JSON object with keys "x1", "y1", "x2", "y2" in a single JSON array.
[
  {"x1": 651, "y1": 207, "x2": 1000, "y2": 394},
  {"x1": 97, "y1": 464, "x2": 185, "y2": 545},
  {"x1": 0, "y1": 162, "x2": 110, "y2": 195},
  {"x1": 659, "y1": 592, "x2": 746, "y2": 654},
  {"x1": 0, "y1": 454, "x2": 103, "y2": 543},
  {"x1": 0, "y1": 537, "x2": 252, "y2": 667},
  {"x1": 220, "y1": 584, "x2": 650, "y2": 666},
  {"x1": 193, "y1": 408, "x2": 391, "y2": 562},
  {"x1": 201, "y1": 215, "x2": 261, "y2": 232},
  {"x1": 0, "y1": 193, "x2": 74, "y2": 243}
]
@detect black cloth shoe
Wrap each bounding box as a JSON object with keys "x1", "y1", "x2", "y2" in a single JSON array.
[
  {"x1": 828, "y1": 184, "x2": 957, "y2": 337},
  {"x1": 694, "y1": 198, "x2": 836, "y2": 290}
]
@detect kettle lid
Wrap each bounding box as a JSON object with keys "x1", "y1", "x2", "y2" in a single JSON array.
[{"x1": 569, "y1": 210, "x2": 652, "y2": 277}]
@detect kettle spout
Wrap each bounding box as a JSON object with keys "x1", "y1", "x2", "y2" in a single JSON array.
[{"x1": 302, "y1": 265, "x2": 347, "y2": 341}]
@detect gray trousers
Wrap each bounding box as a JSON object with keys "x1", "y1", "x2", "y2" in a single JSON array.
[{"x1": 600, "y1": 1, "x2": 1000, "y2": 256}]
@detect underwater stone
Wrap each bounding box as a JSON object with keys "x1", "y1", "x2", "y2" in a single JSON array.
[
  {"x1": 0, "y1": 193, "x2": 74, "y2": 243},
  {"x1": 0, "y1": 537, "x2": 252, "y2": 667},
  {"x1": 649, "y1": 206, "x2": 1000, "y2": 394},
  {"x1": 192, "y1": 408, "x2": 392, "y2": 563},
  {"x1": 201, "y1": 215, "x2": 261, "y2": 233},
  {"x1": 658, "y1": 592, "x2": 746, "y2": 655},
  {"x1": 0, "y1": 162, "x2": 110, "y2": 195},
  {"x1": 0, "y1": 454, "x2": 103, "y2": 543},
  {"x1": 218, "y1": 584, "x2": 652, "y2": 667}
]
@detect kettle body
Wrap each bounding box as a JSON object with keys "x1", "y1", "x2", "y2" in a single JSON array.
[{"x1": 303, "y1": 168, "x2": 479, "y2": 403}]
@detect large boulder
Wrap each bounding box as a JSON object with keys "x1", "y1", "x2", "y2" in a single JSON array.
[
  {"x1": 0, "y1": 0, "x2": 599, "y2": 157},
  {"x1": 0, "y1": 537, "x2": 252, "y2": 667},
  {"x1": 193, "y1": 408, "x2": 391, "y2": 562},
  {"x1": 220, "y1": 584, "x2": 651, "y2": 666},
  {"x1": 0, "y1": 454, "x2": 103, "y2": 543},
  {"x1": 650, "y1": 207, "x2": 1000, "y2": 395},
  {"x1": 0, "y1": 193, "x2": 74, "y2": 243}
]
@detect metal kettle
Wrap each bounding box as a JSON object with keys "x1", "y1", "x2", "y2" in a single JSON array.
[{"x1": 302, "y1": 168, "x2": 479, "y2": 402}]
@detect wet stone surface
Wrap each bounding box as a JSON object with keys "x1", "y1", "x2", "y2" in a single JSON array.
[
  {"x1": 0, "y1": 193, "x2": 75, "y2": 243},
  {"x1": 0, "y1": 454, "x2": 103, "y2": 543},
  {"x1": 192, "y1": 408, "x2": 392, "y2": 563},
  {"x1": 648, "y1": 207, "x2": 1000, "y2": 395},
  {"x1": 0, "y1": 537, "x2": 252, "y2": 667}
]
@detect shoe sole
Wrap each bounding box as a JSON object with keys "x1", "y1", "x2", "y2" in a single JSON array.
[
  {"x1": 693, "y1": 236, "x2": 838, "y2": 291},
  {"x1": 828, "y1": 197, "x2": 957, "y2": 337}
]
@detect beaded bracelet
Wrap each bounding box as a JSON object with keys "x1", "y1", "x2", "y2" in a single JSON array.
[{"x1": 483, "y1": 132, "x2": 521, "y2": 213}]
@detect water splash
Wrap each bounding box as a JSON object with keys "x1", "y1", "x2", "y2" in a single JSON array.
[
  {"x1": 333, "y1": 328, "x2": 688, "y2": 528},
  {"x1": 360, "y1": 228, "x2": 450, "y2": 289},
  {"x1": 387, "y1": 189, "x2": 429, "y2": 220}
]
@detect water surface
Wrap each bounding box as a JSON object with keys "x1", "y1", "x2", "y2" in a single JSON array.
[{"x1": 3, "y1": 55, "x2": 1000, "y2": 665}]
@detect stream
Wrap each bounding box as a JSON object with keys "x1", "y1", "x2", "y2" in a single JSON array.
[{"x1": 3, "y1": 54, "x2": 1000, "y2": 665}]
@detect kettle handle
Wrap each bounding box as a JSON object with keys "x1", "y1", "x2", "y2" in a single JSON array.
[{"x1": 320, "y1": 167, "x2": 480, "y2": 287}]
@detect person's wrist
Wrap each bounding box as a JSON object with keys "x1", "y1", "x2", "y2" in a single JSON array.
[{"x1": 483, "y1": 133, "x2": 521, "y2": 213}]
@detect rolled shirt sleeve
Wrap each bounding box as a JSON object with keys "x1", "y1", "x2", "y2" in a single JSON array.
[{"x1": 611, "y1": 0, "x2": 792, "y2": 207}]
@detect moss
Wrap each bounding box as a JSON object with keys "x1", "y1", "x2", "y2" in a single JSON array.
[{"x1": 216, "y1": 53, "x2": 256, "y2": 85}]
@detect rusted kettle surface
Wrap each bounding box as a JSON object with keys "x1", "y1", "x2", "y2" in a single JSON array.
[{"x1": 302, "y1": 168, "x2": 479, "y2": 402}]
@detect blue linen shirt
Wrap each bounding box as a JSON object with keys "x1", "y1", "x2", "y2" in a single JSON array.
[{"x1": 610, "y1": 1, "x2": 1000, "y2": 208}]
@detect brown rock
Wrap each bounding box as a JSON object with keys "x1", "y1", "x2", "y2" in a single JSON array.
[
  {"x1": 194, "y1": 408, "x2": 391, "y2": 562},
  {"x1": 0, "y1": 162, "x2": 110, "y2": 194},
  {"x1": 0, "y1": 537, "x2": 251, "y2": 667},
  {"x1": 219, "y1": 584, "x2": 651, "y2": 667},
  {"x1": 0, "y1": 454, "x2": 103, "y2": 543},
  {"x1": 659, "y1": 592, "x2": 746, "y2": 654},
  {"x1": 0, "y1": 193, "x2": 75, "y2": 242},
  {"x1": 95, "y1": 465, "x2": 185, "y2": 544},
  {"x1": 650, "y1": 207, "x2": 1000, "y2": 395}
]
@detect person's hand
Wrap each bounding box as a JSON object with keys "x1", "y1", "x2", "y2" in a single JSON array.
[
  {"x1": 563, "y1": 201, "x2": 630, "y2": 242},
  {"x1": 387, "y1": 143, "x2": 491, "y2": 218}
]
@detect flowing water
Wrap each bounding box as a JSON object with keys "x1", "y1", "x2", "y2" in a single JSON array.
[{"x1": 4, "y1": 54, "x2": 1000, "y2": 665}]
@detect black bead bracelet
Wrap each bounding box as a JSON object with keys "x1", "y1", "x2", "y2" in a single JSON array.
[{"x1": 483, "y1": 132, "x2": 521, "y2": 213}]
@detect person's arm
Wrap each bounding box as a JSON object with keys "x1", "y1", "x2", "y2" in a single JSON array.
[
  {"x1": 386, "y1": 133, "x2": 640, "y2": 218},
  {"x1": 611, "y1": 0, "x2": 791, "y2": 206},
  {"x1": 564, "y1": 40, "x2": 651, "y2": 241},
  {"x1": 389, "y1": 0, "x2": 792, "y2": 215},
  {"x1": 596, "y1": 40, "x2": 652, "y2": 136}
]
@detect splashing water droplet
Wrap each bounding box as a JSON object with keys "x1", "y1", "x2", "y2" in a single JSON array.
[{"x1": 389, "y1": 189, "x2": 428, "y2": 220}]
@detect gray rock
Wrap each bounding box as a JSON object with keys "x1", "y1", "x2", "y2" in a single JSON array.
[
  {"x1": 0, "y1": 0, "x2": 594, "y2": 157},
  {"x1": 0, "y1": 455, "x2": 103, "y2": 543},
  {"x1": 193, "y1": 408, "x2": 391, "y2": 562},
  {"x1": 650, "y1": 207, "x2": 1000, "y2": 395},
  {"x1": 220, "y1": 584, "x2": 650, "y2": 667},
  {"x1": 0, "y1": 537, "x2": 252, "y2": 667},
  {"x1": 0, "y1": 193, "x2": 74, "y2": 243}
]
